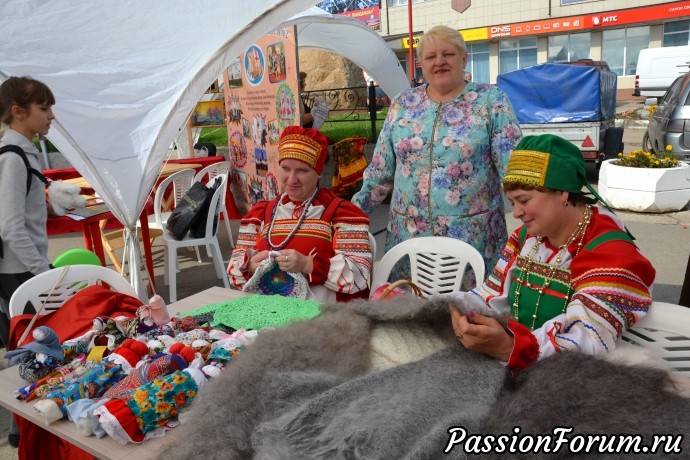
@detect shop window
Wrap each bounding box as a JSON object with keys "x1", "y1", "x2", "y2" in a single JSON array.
[
  {"x1": 663, "y1": 19, "x2": 690, "y2": 47},
  {"x1": 499, "y1": 38, "x2": 537, "y2": 74},
  {"x1": 466, "y1": 42, "x2": 489, "y2": 83},
  {"x1": 602, "y1": 26, "x2": 649, "y2": 76},
  {"x1": 386, "y1": 0, "x2": 427, "y2": 7},
  {"x1": 548, "y1": 32, "x2": 591, "y2": 63}
]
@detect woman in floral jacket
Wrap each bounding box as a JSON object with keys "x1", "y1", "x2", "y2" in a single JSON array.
[{"x1": 352, "y1": 25, "x2": 522, "y2": 278}]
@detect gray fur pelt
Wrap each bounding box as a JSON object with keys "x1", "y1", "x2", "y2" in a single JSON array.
[
  {"x1": 482, "y1": 351, "x2": 690, "y2": 459},
  {"x1": 156, "y1": 295, "x2": 499, "y2": 459},
  {"x1": 156, "y1": 296, "x2": 690, "y2": 460}
]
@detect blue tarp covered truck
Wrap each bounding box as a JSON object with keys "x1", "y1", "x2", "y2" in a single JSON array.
[{"x1": 497, "y1": 63, "x2": 623, "y2": 166}]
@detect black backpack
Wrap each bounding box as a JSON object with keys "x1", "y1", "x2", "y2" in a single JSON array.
[
  {"x1": 0, "y1": 144, "x2": 50, "y2": 195},
  {"x1": 0, "y1": 145, "x2": 51, "y2": 258}
]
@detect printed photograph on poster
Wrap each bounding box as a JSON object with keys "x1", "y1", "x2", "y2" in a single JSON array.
[
  {"x1": 267, "y1": 119, "x2": 280, "y2": 145},
  {"x1": 267, "y1": 41, "x2": 287, "y2": 83},
  {"x1": 275, "y1": 82, "x2": 297, "y2": 128},
  {"x1": 231, "y1": 169, "x2": 249, "y2": 207},
  {"x1": 244, "y1": 45, "x2": 265, "y2": 86},
  {"x1": 248, "y1": 175, "x2": 266, "y2": 205},
  {"x1": 191, "y1": 100, "x2": 225, "y2": 127},
  {"x1": 228, "y1": 57, "x2": 243, "y2": 88},
  {"x1": 265, "y1": 171, "x2": 279, "y2": 200},
  {"x1": 254, "y1": 147, "x2": 268, "y2": 176},
  {"x1": 241, "y1": 118, "x2": 252, "y2": 139},
  {"x1": 252, "y1": 114, "x2": 268, "y2": 149},
  {"x1": 229, "y1": 130, "x2": 247, "y2": 168},
  {"x1": 226, "y1": 91, "x2": 243, "y2": 125}
]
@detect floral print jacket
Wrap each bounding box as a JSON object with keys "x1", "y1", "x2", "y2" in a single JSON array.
[{"x1": 352, "y1": 82, "x2": 522, "y2": 273}]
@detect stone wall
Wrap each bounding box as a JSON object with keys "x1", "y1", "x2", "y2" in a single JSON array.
[{"x1": 299, "y1": 49, "x2": 366, "y2": 109}]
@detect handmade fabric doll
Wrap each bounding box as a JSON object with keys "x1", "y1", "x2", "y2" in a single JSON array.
[
  {"x1": 66, "y1": 342, "x2": 197, "y2": 437},
  {"x1": 5, "y1": 326, "x2": 65, "y2": 382},
  {"x1": 32, "y1": 338, "x2": 149, "y2": 424},
  {"x1": 94, "y1": 368, "x2": 207, "y2": 444}
]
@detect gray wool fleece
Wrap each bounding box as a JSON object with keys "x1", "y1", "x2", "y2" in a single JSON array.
[{"x1": 0, "y1": 129, "x2": 51, "y2": 275}]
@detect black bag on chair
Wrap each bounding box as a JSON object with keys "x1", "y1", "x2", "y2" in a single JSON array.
[{"x1": 166, "y1": 177, "x2": 220, "y2": 240}]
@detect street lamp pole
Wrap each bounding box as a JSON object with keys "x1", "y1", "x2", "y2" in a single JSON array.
[{"x1": 407, "y1": 0, "x2": 414, "y2": 82}]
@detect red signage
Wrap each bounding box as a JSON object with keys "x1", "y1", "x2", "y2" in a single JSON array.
[
  {"x1": 488, "y1": 0, "x2": 690, "y2": 39},
  {"x1": 340, "y1": 6, "x2": 381, "y2": 31},
  {"x1": 585, "y1": 1, "x2": 690, "y2": 28}
]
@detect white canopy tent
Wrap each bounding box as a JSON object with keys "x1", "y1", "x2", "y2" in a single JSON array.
[
  {"x1": 287, "y1": 7, "x2": 410, "y2": 98},
  {"x1": 0, "y1": 1, "x2": 407, "y2": 299}
]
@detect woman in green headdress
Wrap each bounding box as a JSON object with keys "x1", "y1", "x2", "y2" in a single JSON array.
[{"x1": 449, "y1": 134, "x2": 656, "y2": 372}]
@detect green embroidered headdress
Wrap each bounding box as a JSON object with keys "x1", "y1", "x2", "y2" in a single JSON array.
[
  {"x1": 504, "y1": 134, "x2": 633, "y2": 238},
  {"x1": 503, "y1": 134, "x2": 588, "y2": 193}
]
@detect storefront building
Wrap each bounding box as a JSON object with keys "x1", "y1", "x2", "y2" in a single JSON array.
[{"x1": 378, "y1": 0, "x2": 690, "y2": 92}]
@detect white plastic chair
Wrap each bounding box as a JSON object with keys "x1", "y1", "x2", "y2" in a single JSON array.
[
  {"x1": 144, "y1": 168, "x2": 196, "y2": 235},
  {"x1": 622, "y1": 301, "x2": 690, "y2": 377},
  {"x1": 9, "y1": 265, "x2": 137, "y2": 318},
  {"x1": 194, "y1": 161, "x2": 233, "y2": 247},
  {"x1": 371, "y1": 236, "x2": 486, "y2": 298},
  {"x1": 163, "y1": 173, "x2": 231, "y2": 302}
]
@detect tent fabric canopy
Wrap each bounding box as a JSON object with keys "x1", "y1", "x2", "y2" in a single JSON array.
[
  {"x1": 0, "y1": 0, "x2": 407, "y2": 298},
  {"x1": 287, "y1": 7, "x2": 410, "y2": 98}
]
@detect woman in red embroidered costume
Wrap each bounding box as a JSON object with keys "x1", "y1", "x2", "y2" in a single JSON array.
[
  {"x1": 227, "y1": 126, "x2": 372, "y2": 302},
  {"x1": 449, "y1": 134, "x2": 656, "y2": 372}
]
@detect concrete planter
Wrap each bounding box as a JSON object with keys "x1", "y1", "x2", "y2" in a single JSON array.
[{"x1": 598, "y1": 159, "x2": 690, "y2": 213}]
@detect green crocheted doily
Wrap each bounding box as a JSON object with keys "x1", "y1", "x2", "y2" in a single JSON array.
[{"x1": 180, "y1": 294, "x2": 321, "y2": 330}]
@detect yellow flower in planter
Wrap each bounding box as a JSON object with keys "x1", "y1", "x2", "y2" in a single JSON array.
[{"x1": 614, "y1": 145, "x2": 679, "y2": 169}]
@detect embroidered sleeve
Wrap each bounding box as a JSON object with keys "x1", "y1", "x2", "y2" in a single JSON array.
[
  {"x1": 324, "y1": 201, "x2": 372, "y2": 294},
  {"x1": 350, "y1": 100, "x2": 400, "y2": 213},
  {"x1": 470, "y1": 227, "x2": 524, "y2": 315},
  {"x1": 524, "y1": 239, "x2": 655, "y2": 370},
  {"x1": 226, "y1": 202, "x2": 266, "y2": 288}
]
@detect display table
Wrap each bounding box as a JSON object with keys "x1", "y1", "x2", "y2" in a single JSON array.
[
  {"x1": 0, "y1": 286, "x2": 244, "y2": 460},
  {"x1": 47, "y1": 200, "x2": 156, "y2": 289}
]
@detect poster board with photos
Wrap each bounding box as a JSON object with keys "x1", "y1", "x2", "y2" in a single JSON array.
[{"x1": 223, "y1": 26, "x2": 299, "y2": 215}]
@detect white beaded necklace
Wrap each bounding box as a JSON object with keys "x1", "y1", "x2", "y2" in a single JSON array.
[{"x1": 266, "y1": 187, "x2": 319, "y2": 251}]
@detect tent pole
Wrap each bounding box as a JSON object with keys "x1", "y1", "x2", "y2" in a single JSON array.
[{"x1": 407, "y1": 0, "x2": 414, "y2": 81}]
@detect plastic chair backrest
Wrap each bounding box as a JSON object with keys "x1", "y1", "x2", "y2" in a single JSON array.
[
  {"x1": 8, "y1": 265, "x2": 137, "y2": 317},
  {"x1": 622, "y1": 301, "x2": 690, "y2": 377},
  {"x1": 371, "y1": 236, "x2": 486, "y2": 298},
  {"x1": 153, "y1": 168, "x2": 196, "y2": 227},
  {"x1": 193, "y1": 161, "x2": 230, "y2": 185},
  {"x1": 52, "y1": 248, "x2": 102, "y2": 268}
]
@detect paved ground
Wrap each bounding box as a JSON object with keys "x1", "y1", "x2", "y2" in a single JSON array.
[{"x1": 1, "y1": 99, "x2": 688, "y2": 459}]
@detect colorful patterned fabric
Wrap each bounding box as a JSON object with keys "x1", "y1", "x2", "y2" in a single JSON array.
[
  {"x1": 228, "y1": 188, "x2": 371, "y2": 301},
  {"x1": 351, "y1": 82, "x2": 522, "y2": 274},
  {"x1": 332, "y1": 136, "x2": 368, "y2": 198},
  {"x1": 126, "y1": 370, "x2": 198, "y2": 435},
  {"x1": 473, "y1": 207, "x2": 655, "y2": 371}
]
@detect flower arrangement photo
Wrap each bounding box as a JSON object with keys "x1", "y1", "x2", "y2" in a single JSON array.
[{"x1": 615, "y1": 144, "x2": 680, "y2": 169}]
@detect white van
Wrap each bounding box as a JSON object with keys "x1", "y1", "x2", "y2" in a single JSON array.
[{"x1": 634, "y1": 45, "x2": 690, "y2": 97}]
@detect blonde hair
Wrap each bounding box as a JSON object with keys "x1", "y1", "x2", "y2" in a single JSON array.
[{"x1": 417, "y1": 25, "x2": 467, "y2": 59}]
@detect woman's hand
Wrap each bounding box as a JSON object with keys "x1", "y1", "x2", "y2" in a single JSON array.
[
  {"x1": 449, "y1": 306, "x2": 514, "y2": 361},
  {"x1": 247, "y1": 250, "x2": 270, "y2": 275},
  {"x1": 274, "y1": 248, "x2": 315, "y2": 275}
]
